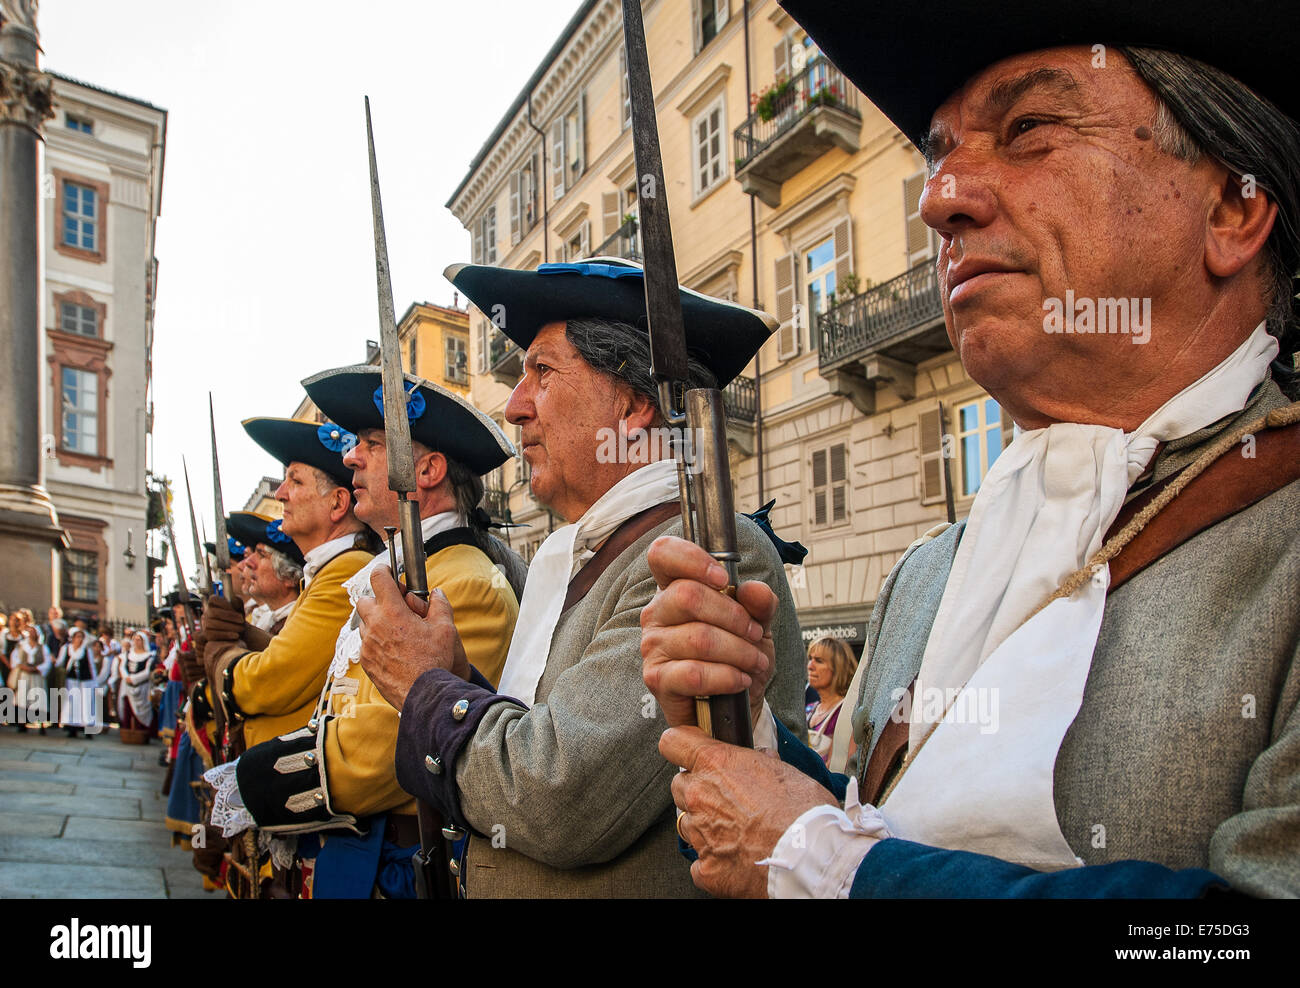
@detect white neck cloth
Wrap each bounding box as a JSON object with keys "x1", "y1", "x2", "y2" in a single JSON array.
[
  {"x1": 330, "y1": 511, "x2": 461, "y2": 680},
  {"x1": 881, "y1": 323, "x2": 1278, "y2": 869},
  {"x1": 496, "y1": 458, "x2": 680, "y2": 705}
]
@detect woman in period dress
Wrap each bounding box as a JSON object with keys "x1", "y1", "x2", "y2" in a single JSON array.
[
  {"x1": 9, "y1": 626, "x2": 51, "y2": 733},
  {"x1": 60, "y1": 628, "x2": 106, "y2": 738},
  {"x1": 804, "y1": 636, "x2": 860, "y2": 767},
  {"x1": 116, "y1": 632, "x2": 157, "y2": 740}
]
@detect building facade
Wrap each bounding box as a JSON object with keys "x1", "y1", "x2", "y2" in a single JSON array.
[
  {"x1": 42, "y1": 73, "x2": 165, "y2": 624},
  {"x1": 448, "y1": 0, "x2": 1008, "y2": 649}
]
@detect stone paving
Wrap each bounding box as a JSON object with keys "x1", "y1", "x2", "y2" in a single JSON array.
[{"x1": 0, "y1": 726, "x2": 212, "y2": 899}]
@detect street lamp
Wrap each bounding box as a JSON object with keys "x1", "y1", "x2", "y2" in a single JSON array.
[{"x1": 123, "y1": 528, "x2": 136, "y2": 569}]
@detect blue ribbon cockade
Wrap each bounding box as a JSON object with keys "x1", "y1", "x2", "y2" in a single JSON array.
[
  {"x1": 317, "y1": 422, "x2": 358, "y2": 454},
  {"x1": 265, "y1": 518, "x2": 293, "y2": 546},
  {"x1": 371, "y1": 384, "x2": 426, "y2": 422},
  {"x1": 227, "y1": 537, "x2": 245, "y2": 558},
  {"x1": 537, "y1": 261, "x2": 645, "y2": 280}
]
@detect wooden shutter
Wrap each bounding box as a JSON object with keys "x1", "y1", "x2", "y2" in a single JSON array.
[
  {"x1": 619, "y1": 47, "x2": 630, "y2": 129},
  {"x1": 510, "y1": 171, "x2": 521, "y2": 245},
  {"x1": 774, "y1": 35, "x2": 790, "y2": 81},
  {"x1": 485, "y1": 205, "x2": 497, "y2": 264},
  {"x1": 602, "y1": 192, "x2": 621, "y2": 240},
  {"x1": 833, "y1": 217, "x2": 853, "y2": 287},
  {"x1": 812, "y1": 449, "x2": 827, "y2": 527},
  {"x1": 476, "y1": 317, "x2": 488, "y2": 374},
  {"x1": 904, "y1": 171, "x2": 932, "y2": 266},
  {"x1": 918, "y1": 406, "x2": 945, "y2": 502},
  {"x1": 774, "y1": 252, "x2": 799, "y2": 360},
  {"x1": 831, "y1": 443, "x2": 847, "y2": 523},
  {"x1": 551, "y1": 118, "x2": 565, "y2": 200},
  {"x1": 692, "y1": 0, "x2": 703, "y2": 54},
  {"x1": 579, "y1": 220, "x2": 591, "y2": 259},
  {"x1": 715, "y1": 0, "x2": 729, "y2": 29},
  {"x1": 472, "y1": 223, "x2": 483, "y2": 265}
]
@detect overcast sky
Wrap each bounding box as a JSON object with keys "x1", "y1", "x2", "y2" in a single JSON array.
[{"x1": 40, "y1": 0, "x2": 581, "y2": 583}]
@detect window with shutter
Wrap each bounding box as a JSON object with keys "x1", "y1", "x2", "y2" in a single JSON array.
[
  {"x1": 691, "y1": 96, "x2": 726, "y2": 198},
  {"x1": 918, "y1": 406, "x2": 946, "y2": 503},
  {"x1": 619, "y1": 48, "x2": 631, "y2": 130},
  {"x1": 904, "y1": 171, "x2": 935, "y2": 267},
  {"x1": 775, "y1": 252, "x2": 799, "y2": 360},
  {"x1": 691, "y1": 0, "x2": 703, "y2": 54},
  {"x1": 956, "y1": 396, "x2": 1007, "y2": 496},
  {"x1": 774, "y1": 34, "x2": 791, "y2": 82},
  {"x1": 483, "y1": 205, "x2": 497, "y2": 264},
  {"x1": 477, "y1": 317, "x2": 488, "y2": 374},
  {"x1": 579, "y1": 220, "x2": 590, "y2": 258},
  {"x1": 551, "y1": 118, "x2": 565, "y2": 200},
  {"x1": 603, "y1": 191, "x2": 621, "y2": 240},
  {"x1": 510, "y1": 172, "x2": 521, "y2": 245},
  {"x1": 809, "y1": 441, "x2": 849, "y2": 530}
]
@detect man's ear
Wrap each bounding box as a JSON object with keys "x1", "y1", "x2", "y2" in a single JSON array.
[
  {"x1": 329, "y1": 487, "x2": 352, "y2": 524},
  {"x1": 1205, "y1": 166, "x2": 1278, "y2": 279},
  {"x1": 622, "y1": 389, "x2": 658, "y2": 435},
  {"x1": 415, "y1": 450, "x2": 448, "y2": 491}
]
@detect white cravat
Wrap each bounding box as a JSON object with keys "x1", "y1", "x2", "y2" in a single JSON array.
[
  {"x1": 302, "y1": 533, "x2": 363, "y2": 588},
  {"x1": 330, "y1": 511, "x2": 461, "y2": 680},
  {"x1": 496, "y1": 459, "x2": 681, "y2": 705}
]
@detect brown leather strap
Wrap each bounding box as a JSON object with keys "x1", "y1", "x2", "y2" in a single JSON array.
[
  {"x1": 561, "y1": 501, "x2": 680, "y2": 615},
  {"x1": 861, "y1": 676, "x2": 914, "y2": 804},
  {"x1": 860, "y1": 414, "x2": 1299, "y2": 803},
  {"x1": 1105, "y1": 415, "x2": 1300, "y2": 592}
]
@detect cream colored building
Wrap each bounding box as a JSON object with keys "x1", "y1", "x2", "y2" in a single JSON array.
[
  {"x1": 449, "y1": 0, "x2": 1008, "y2": 648},
  {"x1": 42, "y1": 73, "x2": 165, "y2": 625}
]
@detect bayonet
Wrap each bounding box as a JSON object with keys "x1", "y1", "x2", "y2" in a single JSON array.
[
  {"x1": 209, "y1": 393, "x2": 233, "y2": 597},
  {"x1": 183, "y1": 457, "x2": 212, "y2": 597},
  {"x1": 162, "y1": 504, "x2": 196, "y2": 640},
  {"x1": 622, "y1": 0, "x2": 751, "y2": 747},
  {"x1": 939, "y1": 401, "x2": 956, "y2": 525},
  {"x1": 365, "y1": 96, "x2": 428, "y2": 604}
]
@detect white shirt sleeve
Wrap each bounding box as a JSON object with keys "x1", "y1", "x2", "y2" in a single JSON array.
[{"x1": 758, "y1": 777, "x2": 891, "y2": 898}]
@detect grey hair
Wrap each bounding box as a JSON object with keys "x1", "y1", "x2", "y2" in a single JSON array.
[
  {"x1": 1120, "y1": 46, "x2": 1300, "y2": 398},
  {"x1": 564, "y1": 317, "x2": 718, "y2": 422},
  {"x1": 266, "y1": 549, "x2": 304, "y2": 586}
]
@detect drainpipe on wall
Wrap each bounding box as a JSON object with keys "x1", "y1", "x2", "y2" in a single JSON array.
[
  {"x1": 743, "y1": 0, "x2": 764, "y2": 505},
  {"x1": 526, "y1": 95, "x2": 550, "y2": 263}
]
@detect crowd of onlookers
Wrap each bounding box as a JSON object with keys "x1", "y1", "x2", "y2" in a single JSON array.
[{"x1": 0, "y1": 605, "x2": 176, "y2": 741}]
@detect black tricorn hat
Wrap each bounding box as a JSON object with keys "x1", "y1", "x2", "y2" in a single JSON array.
[
  {"x1": 300, "y1": 365, "x2": 514, "y2": 477},
  {"x1": 242, "y1": 417, "x2": 355, "y2": 490},
  {"x1": 227, "y1": 511, "x2": 306, "y2": 568},
  {"x1": 444, "y1": 257, "x2": 778, "y2": 387},
  {"x1": 779, "y1": 0, "x2": 1300, "y2": 152}
]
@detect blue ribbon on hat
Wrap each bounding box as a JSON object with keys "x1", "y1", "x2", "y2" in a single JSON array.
[
  {"x1": 317, "y1": 423, "x2": 358, "y2": 453},
  {"x1": 265, "y1": 519, "x2": 292, "y2": 546},
  {"x1": 227, "y1": 537, "x2": 245, "y2": 558},
  {"x1": 537, "y1": 262, "x2": 644, "y2": 280},
  {"x1": 372, "y1": 384, "x2": 426, "y2": 422}
]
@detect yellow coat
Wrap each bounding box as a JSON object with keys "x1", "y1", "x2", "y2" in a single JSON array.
[
  {"x1": 233, "y1": 547, "x2": 374, "y2": 748},
  {"x1": 321, "y1": 543, "x2": 517, "y2": 819}
]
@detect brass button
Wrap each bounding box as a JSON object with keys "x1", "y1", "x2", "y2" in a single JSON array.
[
  {"x1": 308, "y1": 718, "x2": 319, "y2": 731},
  {"x1": 451, "y1": 699, "x2": 470, "y2": 721},
  {"x1": 304, "y1": 752, "x2": 317, "y2": 767},
  {"x1": 424, "y1": 754, "x2": 443, "y2": 775},
  {"x1": 313, "y1": 791, "x2": 325, "y2": 804},
  {"x1": 449, "y1": 858, "x2": 461, "y2": 877},
  {"x1": 441, "y1": 824, "x2": 466, "y2": 841}
]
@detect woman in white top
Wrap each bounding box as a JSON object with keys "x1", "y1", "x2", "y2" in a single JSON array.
[
  {"x1": 59, "y1": 628, "x2": 106, "y2": 738},
  {"x1": 8, "y1": 625, "x2": 51, "y2": 734}
]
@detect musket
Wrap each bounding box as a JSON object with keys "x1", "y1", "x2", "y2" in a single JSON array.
[
  {"x1": 621, "y1": 0, "x2": 752, "y2": 747},
  {"x1": 161, "y1": 505, "x2": 196, "y2": 641},
  {"x1": 182, "y1": 457, "x2": 213, "y2": 597},
  {"x1": 209, "y1": 393, "x2": 234, "y2": 599},
  {"x1": 365, "y1": 96, "x2": 452, "y2": 899}
]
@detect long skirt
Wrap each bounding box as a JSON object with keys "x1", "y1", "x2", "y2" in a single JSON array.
[
  {"x1": 12, "y1": 669, "x2": 48, "y2": 724},
  {"x1": 61, "y1": 678, "x2": 102, "y2": 732}
]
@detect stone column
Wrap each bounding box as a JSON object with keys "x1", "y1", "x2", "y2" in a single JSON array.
[{"x1": 0, "y1": 0, "x2": 66, "y2": 612}]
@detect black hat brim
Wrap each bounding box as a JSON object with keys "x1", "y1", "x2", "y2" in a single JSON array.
[
  {"x1": 242, "y1": 417, "x2": 353, "y2": 490},
  {"x1": 780, "y1": 0, "x2": 1300, "y2": 151},
  {"x1": 300, "y1": 365, "x2": 514, "y2": 477},
  {"x1": 227, "y1": 511, "x2": 305, "y2": 568},
  {"x1": 445, "y1": 260, "x2": 776, "y2": 387}
]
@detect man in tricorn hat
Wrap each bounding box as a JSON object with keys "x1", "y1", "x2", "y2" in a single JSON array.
[
  {"x1": 640, "y1": 1, "x2": 1300, "y2": 897},
  {"x1": 227, "y1": 512, "x2": 303, "y2": 635},
  {"x1": 199, "y1": 418, "x2": 375, "y2": 752},
  {"x1": 356, "y1": 257, "x2": 808, "y2": 897},
  {"x1": 214, "y1": 367, "x2": 522, "y2": 898}
]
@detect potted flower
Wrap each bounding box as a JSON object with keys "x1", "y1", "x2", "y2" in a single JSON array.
[{"x1": 756, "y1": 78, "x2": 795, "y2": 122}]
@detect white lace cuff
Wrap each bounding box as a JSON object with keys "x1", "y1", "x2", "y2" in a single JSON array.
[
  {"x1": 759, "y1": 776, "x2": 891, "y2": 899},
  {"x1": 204, "y1": 760, "x2": 256, "y2": 838}
]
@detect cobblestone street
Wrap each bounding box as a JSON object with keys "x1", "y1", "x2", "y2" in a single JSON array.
[{"x1": 0, "y1": 727, "x2": 210, "y2": 899}]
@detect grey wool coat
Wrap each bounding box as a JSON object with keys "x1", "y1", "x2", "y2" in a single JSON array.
[
  {"x1": 456, "y1": 513, "x2": 807, "y2": 898},
  {"x1": 852, "y1": 379, "x2": 1300, "y2": 897}
]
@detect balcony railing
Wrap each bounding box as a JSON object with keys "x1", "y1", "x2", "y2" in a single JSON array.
[
  {"x1": 481, "y1": 487, "x2": 510, "y2": 524},
  {"x1": 722, "y1": 375, "x2": 756, "y2": 423},
  {"x1": 593, "y1": 216, "x2": 642, "y2": 262},
  {"x1": 819, "y1": 262, "x2": 943, "y2": 369},
  {"x1": 489, "y1": 330, "x2": 523, "y2": 385},
  {"x1": 734, "y1": 55, "x2": 861, "y2": 204}
]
